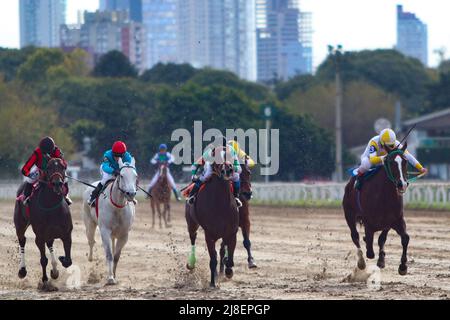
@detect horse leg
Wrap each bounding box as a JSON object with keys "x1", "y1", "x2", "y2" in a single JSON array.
[
  {"x1": 163, "y1": 203, "x2": 169, "y2": 228},
  {"x1": 344, "y1": 209, "x2": 365, "y2": 270},
  {"x1": 59, "y1": 234, "x2": 73, "y2": 268},
  {"x1": 17, "y1": 230, "x2": 27, "y2": 279},
  {"x1": 186, "y1": 223, "x2": 199, "y2": 270},
  {"x1": 393, "y1": 219, "x2": 410, "y2": 276},
  {"x1": 167, "y1": 203, "x2": 171, "y2": 223},
  {"x1": 224, "y1": 234, "x2": 237, "y2": 280},
  {"x1": 377, "y1": 230, "x2": 389, "y2": 269},
  {"x1": 157, "y1": 202, "x2": 163, "y2": 229},
  {"x1": 205, "y1": 235, "x2": 218, "y2": 288},
  {"x1": 47, "y1": 240, "x2": 59, "y2": 280},
  {"x1": 113, "y1": 234, "x2": 129, "y2": 279},
  {"x1": 85, "y1": 218, "x2": 97, "y2": 262},
  {"x1": 151, "y1": 199, "x2": 155, "y2": 229},
  {"x1": 100, "y1": 227, "x2": 116, "y2": 285},
  {"x1": 241, "y1": 211, "x2": 257, "y2": 268},
  {"x1": 219, "y1": 241, "x2": 226, "y2": 274},
  {"x1": 36, "y1": 238, "x2": 56, "y2": 291},
  {"x1": 364, "y1": 227, "x2": 375, "y2": 259}
]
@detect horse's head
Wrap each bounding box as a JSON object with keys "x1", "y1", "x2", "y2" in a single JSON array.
[
  {"x1": 211, "y1": 147, "x2": 234, "y2": 181},
  {"x1": 117, "y1": 158, "x2": 138, "y2": 202},
  {"x1": 46, "y1": 158, "x2": 67, "y2": 195},
  {"x1": 384, "y1": 143, "x2": 409, "y2": 195},
  {"x1": 159, "y1": 163, "x2": 168, "y2": 177}
]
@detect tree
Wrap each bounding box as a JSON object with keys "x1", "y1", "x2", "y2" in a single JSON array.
[
  {"x1": 316, "y1": 49, "x2": 432, "y2": 115},
  {"x1": 427, "y1": 71, "x2": 450, "y2": 111},
  {"x1": 0, "y1": 46, "x2": 37, "y2": 81},
  {"x1": 17, "y1": 48, "x2": 65, "y2": 85},
  {"x1": 285, "y1": 81, "x2": 397, "y2": 147},
  {"x1": 140, "y1": 62, "x2": 198, "y2": 86},
  {"x1": 275, "y1": 74, "x2": 316, "y2": 100},
  {"x1": 92, "y1": 50, "x2": 138, "y2": 78}
]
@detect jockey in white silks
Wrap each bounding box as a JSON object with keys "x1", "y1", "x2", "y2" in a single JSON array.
[
  {"x1": 147, "y1": 144, "x2": 181, "y2": 201},
  {"x1": 354, "y1": 128, "x2": 427, "y2": 189}
]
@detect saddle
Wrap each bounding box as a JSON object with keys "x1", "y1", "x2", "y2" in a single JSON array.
[
  {"x1": 182, "y1": 181, "x2": 234, "y2": 200},
  {"x1": 350, "y1": 166, "x2": 382, "y2": 190}
]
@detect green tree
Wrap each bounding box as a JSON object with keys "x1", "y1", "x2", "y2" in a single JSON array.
[
  {"x1": 140, "y1": 62, "x2": 198, "y2": 86},
  {"x1": 92, "y1": 50, "x2": 138, "y2": 78},
  {"x1": 0, "y1": 46, "x2": 37, "y2": 81},
  {"x1": 275, "y1": 74, "x2": 316, "y2": 100},
  {"x1": 316, "y1": 49, "x2": 432, "y2": 115}
]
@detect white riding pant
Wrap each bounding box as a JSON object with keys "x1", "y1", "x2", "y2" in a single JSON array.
[
  {"x1": 24, "y1": 166, "x2": 40, "y2": 184},
  {"x1": 357, "y1": 156, "x2": 372, "y2": 174},
  {"x1": 148, "y1": 167, "x2": 177, "y2": 190},
  {"x1": 100, "y1": 165, "x2": 114, "y2": 185}
]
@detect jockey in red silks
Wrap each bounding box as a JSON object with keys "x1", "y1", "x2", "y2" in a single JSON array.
[{"x1": 21, "y1": 136, "x2": 72, "y2": 206}]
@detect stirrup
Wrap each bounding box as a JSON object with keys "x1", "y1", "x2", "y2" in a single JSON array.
[
  {"x1": 88, "y1": 197, "x2": 96, "y2": 207},
  {"x1": 235, "y1": 197, "x2": 243, "y2": 208},
  {"x1": 23, "y1": 197, "x2": 30, "y2": 207},
  {"x1": 187, "y1": 195, "x2": 196, "y2": 205},
  {"x1": 65, "y1": 196, "x2": 73, "y2": 206}
]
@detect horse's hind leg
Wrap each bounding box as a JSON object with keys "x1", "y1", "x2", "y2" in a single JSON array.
[
  {"x1": 186, "y1": 220, "x2": 199, "y2": 270},
  {"x1": 167, "y1": 203, "x2": 171, "y2": 223},
  {"x1": 100, "y1": 227, "x2": 116, "y2": 285},
  {"x1": 151, "y1": 199, "x2": 156, "y2": 229},
  {"x1": 344, "y1": 208, "x2": 365, "y2": 270},
  {"x1": 113, "y1": 234, "x2": 128, "y2": 279},
  {"x1": 377, "y1": 230, "x2": 389, "y2": 269},
  {"x1": 59, "y1": 234, "x2": 72, "y2": 269},
  {"x1": 85, "y1": 218, "x2": 97, "y2": 262},
  {"x1": 364, "y1": 227, "x2": 375, "y2": 259},
  {"x1": 393, "y1": 219, "x2": 409, "y2": 276},
  {"x1": 16, "y1": 229, "x2": 27, "y2": 279},
  {"x1": 47, "y1": 240, "x2": 59, "y2": 280},
  {"x1": 219, "y1": 241, "x2": 226, "y2": 274}
]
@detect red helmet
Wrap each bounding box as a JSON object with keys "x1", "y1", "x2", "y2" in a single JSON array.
[{"x1": 112, "y1": 141, "x2": 127, "y2": 156}]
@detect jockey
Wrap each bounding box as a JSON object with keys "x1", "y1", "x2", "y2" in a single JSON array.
[
  {"x1": 21, "y1": 136, "x2": 72, "y2": 206},
  {"x1": 88, "y1": 141, "x2": 134, "y2": 206},
  {"x1": 354, "y1": 128, "x2": 427, "y2": 189},
  {"x1": 187, "y1": 143, "x2": 242, "y2": 207},
  {"x1": 228, "y1": 140, "x2": 255, "y2": 169},
  {"x1": 147, "y1": 144, "x2": 181, "y2": 201}
]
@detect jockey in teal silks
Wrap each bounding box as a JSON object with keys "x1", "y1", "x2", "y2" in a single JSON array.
[
  {"x1": 88, "y1": 141, "x2": 135, "y2": 206},
  {"x1": 147, "y1": 144, "x2": 181, "y2": 201}
]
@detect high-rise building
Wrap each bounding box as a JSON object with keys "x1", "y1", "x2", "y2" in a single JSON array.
[
  {"x1": 177, "y1": 0, "x2": 257, "y2": 81},
  {"x1": 99, "y1": 0, "x2": 143, "y2": 22},
  {"x1": 60, "y1": 11, "x2": 147, "y2": 72},
  {"x1": 20, "y1": 0, "x2": 67, "y2": 48},
  {"x1": 142, "y1": 0, "x2": 179, "y2": 68},
  {"x1": 256, "y1": 0, "x2": 313, "y2": 82},
  {"x1": 396, "y1": 5, "x2": 428, "y2": 66}
]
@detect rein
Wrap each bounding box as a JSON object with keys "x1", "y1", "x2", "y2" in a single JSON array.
[
  {"x1": 383, "y1": 150, "x2": 405, "y2": 185},
  {"x1": 109, "y1": 165, "x2": 136, "y2": 209}
]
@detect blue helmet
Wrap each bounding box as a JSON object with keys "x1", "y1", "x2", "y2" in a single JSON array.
[{"x1": 159, "y1": 144, "x2": 167, "y2": 151}]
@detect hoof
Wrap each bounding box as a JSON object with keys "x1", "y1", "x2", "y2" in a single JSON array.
[
  {"x1": 209, "y1": 282, "x2": 217, "y2": 288},
  {"x1": 357, "y1": 250, "x2": 366, "y2": 270},
  {"x1": 38, "y1": 281, "x2": 58, "y2": 292},
  {"x1": 398, "y1": 265, "x2": 408, "y2": 276},
  {"x1": 366, "y1": 251, "x2": 375, "y2": 259},
  {"x1": 219, "y1": 265, "x2": 224, "y2": 274},
  {"x1": 248, "y1": 258, "x2": 258, "y2": 269},
  {"x1": 50, "y1": 269, "x2": 59, "y2": 280},
  {"x1": 106, "y1": 278, "x2": 117, "y2": 286},
  {"x1": 377, "y1": 260, "x2": 385, "y2": 269},
  {"x1": 88, "y1": 256, "x2": 93, "y2": 262},
  {"x1": 18, "y1": 267, "x2": 27, "y2": 279},
  {"x1": 59, "y1": 256, "x2": 72, "y2": 268},
  {"x1": 225, "y1": 268, "x2": 233, "y2": 279},
  {"x1": 186, "y1": 263, "x2": 195, "y2": 271}
]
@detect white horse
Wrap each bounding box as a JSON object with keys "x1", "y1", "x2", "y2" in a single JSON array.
[{"x1": 82, "y1": 158, "x2": 137, "y2": 285}]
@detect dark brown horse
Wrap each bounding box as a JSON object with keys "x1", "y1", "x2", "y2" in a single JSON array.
[
  {"x1": 185, "y1": 155, "x2": 239, "y2": 287},
  {"x1": 150, "y1": 164, "x2": 171, "y2": 228},
  {"x1": 343, "y1": 144, "x2": 410, "y2": 275},
  {"x1": 220, "y1": 162, "x2": 257, "y2": 272},
  {"x1": 14, "y1": 158, "x2": 73, "y2": 291}
]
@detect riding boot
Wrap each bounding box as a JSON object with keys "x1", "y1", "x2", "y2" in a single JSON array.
[
  {"x1": 64, "y1": 182, "x2": 72, "y2": 205},
  {"x1": 187, "y1": 182, "x2": 201, "y2": 205},
  {"x1": 88, "y1": 183, "x2": 103, "y2": 207},
  {"x1": 173, "y1": 188, "x2": 181, "y2": 201},
  {"x1": 23, "y1": 182, "x2": 33, "y2": 206},
  {"x1": 233, "y1": 181, "x2": 242, "y2": 208}
]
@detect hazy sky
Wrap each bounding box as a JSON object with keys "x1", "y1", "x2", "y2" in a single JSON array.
[{"x1": 1, "y1": 0, "x2": 450, "y2": 69}]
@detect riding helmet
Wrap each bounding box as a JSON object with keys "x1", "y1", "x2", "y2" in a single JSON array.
[
  {"x1": 39, "y1": 137, "x2": 55, "y2": 154},
  {"x1": 112, "y1": 141, "x2": 127, "y2": 157},
  {"x1": 380, "y1": 129, "x2": 396, "y2": 147},
  {"x1": 159, "y1": 144, "x2": 167, "y2": 151}
]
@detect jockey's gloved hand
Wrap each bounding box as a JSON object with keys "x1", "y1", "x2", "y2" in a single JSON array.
[
  {"x1": 192, "y1": 175, "x2": 199, "y2": 182},
  {"x1": 28, "y1": 171, "x2": 39, "y2": 180},
  {"x1": 113, "y1": 170, "x2": 120, "y2": 176},
  {"x1": 420, "y1": 167, "x2": 428, "y2": 174}
]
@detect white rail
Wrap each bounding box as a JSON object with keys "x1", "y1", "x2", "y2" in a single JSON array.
[{"x1": 1, "y1": 180, "x2": 449, "y2": 206}]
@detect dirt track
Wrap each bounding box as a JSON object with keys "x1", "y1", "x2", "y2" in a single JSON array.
[{"x1": 1, "y1": 200, "x2": 450, "y2": 300}]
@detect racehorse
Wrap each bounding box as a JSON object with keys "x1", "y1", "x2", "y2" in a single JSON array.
[
  {"x1": 150, "y1": 163, "x2": 171, "y2": 228},
  {"x1": 82, "y1": 158, "x2": 137, "y2": 285},
  {"x1": 14, "y1": 158, "x2": 73, "y2": 291},
  {"x1": 185, "y1": 148, "x2": 240, "y2": 287},
  {"x1": 343, "y1": 143, "x2": 410, "y2": 275},
  {"x1": 220, "y1": 161, "x2": 257, "y2": 272}
]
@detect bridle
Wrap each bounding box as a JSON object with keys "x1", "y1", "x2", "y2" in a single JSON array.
[
  {"x1": 110, "y1": 164, "x2": 137, "y2": 208},
  {"x1": 383, "y1": 149, "x2": 408, "y2": 190}
]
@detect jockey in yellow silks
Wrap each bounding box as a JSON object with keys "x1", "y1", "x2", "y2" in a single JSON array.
[
  {"x1": 228, "y1": 140, "x2": 255, "y2": 169},
  {"x1": 354, "y1": 128, "x2": 427, "y2": 188}
]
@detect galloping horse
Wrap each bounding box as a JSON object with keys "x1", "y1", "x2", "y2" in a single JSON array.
[
  {"x1": 220, "y1": 161, "x2": 257, "y2": 272},
  {"x1": 150, "y1": 163, "x2": 171, "y2": 228},
  {"x1": 82, "y1": 158, "x2": 137, "y2": 285},
  {"x1": 185, "y1": 148, "x2": 240, "y2": 287},
  {"x1": 14, "y1": 158, "x2": 73, "y2": 291},
  {"x1": 343, "y1": 143, "x2": 410, "y2": 275}
]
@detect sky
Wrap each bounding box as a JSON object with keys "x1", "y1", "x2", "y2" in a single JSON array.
[{"x1": 1, "y1": 0, "x2": 450, "y2": 69}]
